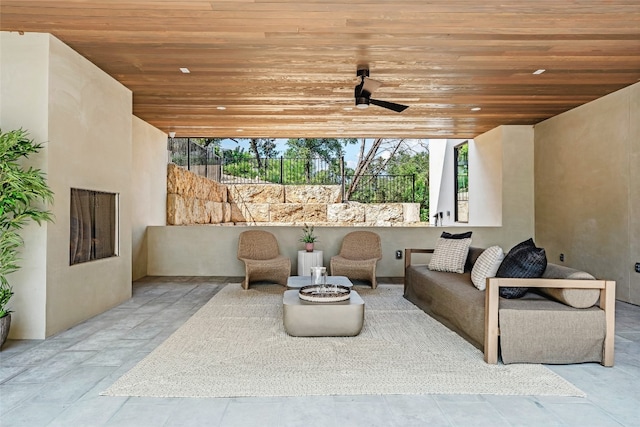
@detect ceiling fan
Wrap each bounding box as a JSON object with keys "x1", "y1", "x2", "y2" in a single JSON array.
[{"x1": 354, "y1": 68, "x2": 409, "y2": 113}]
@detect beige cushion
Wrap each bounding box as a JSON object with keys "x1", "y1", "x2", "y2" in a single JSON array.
[
  {"x1": 470, "y1": 246, "x2": 504, "y2": 290},
  {"x1": 428, "y1": 237, "x2": 472, "y2": 274},
  {"x1": 539, "y1": 263, "x2": 599, "y2": 308},
  {"x1": 499, "y1": 298, "x2": 606, "y2": 364}
]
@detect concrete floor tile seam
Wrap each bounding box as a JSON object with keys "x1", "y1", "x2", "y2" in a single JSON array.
[
  {"x1": 0, "y1": 366, "x2": 28, "y2": 385},
  {"x1": 0, "y1": 351, "x2": 55, "y2": 367}
]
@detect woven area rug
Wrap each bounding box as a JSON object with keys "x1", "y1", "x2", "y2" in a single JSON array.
[{"x1": 102, "y1": 284, "x2": 585, "y2": 398}]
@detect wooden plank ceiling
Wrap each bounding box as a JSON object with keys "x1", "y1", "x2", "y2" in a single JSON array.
[{"x1": 2, "y1": 1, "x2": 639, "y2": 139}]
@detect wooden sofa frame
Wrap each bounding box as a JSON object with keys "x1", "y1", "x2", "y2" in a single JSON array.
[{"x1": 404, "y1": 248, "x2": 616, "y2": 367}]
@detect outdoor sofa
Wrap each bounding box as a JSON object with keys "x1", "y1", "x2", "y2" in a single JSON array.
[{"x1": 404, "y1": 246, "x2": 615, "y2": 366}]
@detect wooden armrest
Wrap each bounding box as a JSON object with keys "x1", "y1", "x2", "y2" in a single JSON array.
[
  {"x1": 404, "y1": 248, "x2": 434, "y2": 269},
  {"x1": 483, "y1": 277, "x2": 616, "y2": 366}
]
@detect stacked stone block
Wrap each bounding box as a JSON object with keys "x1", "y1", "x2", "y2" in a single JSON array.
[
  {"x1": 166, "y1": 164, "x2": 421, "y2": 225},
  {"x1": 166, "y1": 163, "x2": 230, "y2": 225}
]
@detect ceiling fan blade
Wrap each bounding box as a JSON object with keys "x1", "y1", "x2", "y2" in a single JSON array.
[
  {"x1": 370, "y1": 98, "x2": 409, "y2": 112},
  {"x1": 362, "y1": 77, "x2": 383, "y2": 95}
]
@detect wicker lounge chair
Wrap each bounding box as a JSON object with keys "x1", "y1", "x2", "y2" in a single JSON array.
[
  {"x1": 237, "y1": 230, "x2": 291, "y2": 289},
  {"x1": 330, "y1": 231, "x2": 382, "y2": 289}
]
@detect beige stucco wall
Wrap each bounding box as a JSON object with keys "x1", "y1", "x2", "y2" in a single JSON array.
[
  {"x1": 631, "y1": 84, "x2": 640, "y2": 304},
  {"x1": 148, "y1": 125, "x2": 535, "y2": 277},
  {"x1": 132, "y1": 116, "x2": 167, "y2": 280},
  {"x1": 0, "y1": 32, "x2": 133, "y2": 338},
  {"x1": 498, "y1": 126, "x2": 536, "y2": 244},
  {"x1": 147, "y1": 225, "x2": 497, "y2": 278},
  {"x1": 470, "y1": 131, "x2": 503, "y2": 226},
  {"x1": 0, "y1": 32, "x2": 50, "y2": 339},
  {"x1": 535, "y1": 82, "x2": 640, "y2": 304}
]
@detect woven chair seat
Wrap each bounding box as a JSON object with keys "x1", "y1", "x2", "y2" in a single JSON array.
[
  {"x1": 330, "y1": 231, "x2": 382, "y2": 289},
  {"x1": 237, "y1": 230, "x2": 291, "y2": 289}
]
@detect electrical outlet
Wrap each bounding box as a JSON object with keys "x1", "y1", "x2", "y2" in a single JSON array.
[
  {"x1": 635, "y1": 262, "x2": 640, "y2": 273},
  {"x1": 395, "y1": 250, "x2": 403, "y2": 260},
  {"x1": 559, "y1": 253, "x2": 565, "y2": 262}
]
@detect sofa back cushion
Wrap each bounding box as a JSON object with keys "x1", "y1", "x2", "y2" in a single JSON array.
[
  {"x1": 465, "y1": 246, "x2": 486, "y2": 272},
  {"x1": 539, "y1": 263, "x2": 600, "y2": 308}
]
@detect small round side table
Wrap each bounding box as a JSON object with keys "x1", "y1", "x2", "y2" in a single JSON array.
[{"x1": 297, "y1": 250, "x2": 323, "y2": 276}]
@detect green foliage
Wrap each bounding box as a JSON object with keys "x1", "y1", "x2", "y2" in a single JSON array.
[
  {"x1": 248, "y1": 138, "x2": 278, "y2": 159},
  {"x1": 283, "y1": 138, "x2": 355, "y2": 184},
  {"x1": 0, "y1": 284, "x2": 13, "y2": 318},
  {"x1": 455, "y1": 142, "x2": 469, "y2": 193},
  {"x1": 220, "y1": 138, "x2": 430, "y2": 220},
  {"x1": 285, "y1": 138, "x2": 355, "y2": 161},
  {"x1": 0, "y1": 128, "x2": 54, "y2": 315},
  {"x1": 299, "y1": 224, "x2": 318, "y2": 243},
  {"x1": 386, "y1": 150, "x2": 430, "y2": 221}
]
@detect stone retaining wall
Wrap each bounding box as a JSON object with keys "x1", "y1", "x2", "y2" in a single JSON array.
[{"x1": 167, "y1": 164, "x2": 421, "y2": 225}]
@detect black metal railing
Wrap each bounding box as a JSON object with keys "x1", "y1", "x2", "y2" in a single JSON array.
[
  {"x1": 220, "y1": 156, "x2": 342, "y2": 185},
  {"x1": 346, "y1": 174, "x2": 416, "y2": 203},
  {"x1": 167, "y1": 142, "x2": 416, "y2": 203},
  {"x1": 167, "y1": 138, "x2": 221, "y2": 181}
]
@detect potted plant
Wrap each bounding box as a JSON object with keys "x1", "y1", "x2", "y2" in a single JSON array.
[
  {"x1": 0, "y1": 128, "x2": 54, "y2": 349},
  {"x1": 299, "y1": 223, "x2": 318, "y2": 252}
]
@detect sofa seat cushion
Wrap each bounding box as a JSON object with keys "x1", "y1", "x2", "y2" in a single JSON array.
[
  {"x1": 538, "y1": 263, "x2": 600, "y2": 308},
  {"x1": 404, "y1": 265, "x2": 485, "y2": 349},
  {"x1": 499, "y1": 296, "x2": 605, "y2": 364}
]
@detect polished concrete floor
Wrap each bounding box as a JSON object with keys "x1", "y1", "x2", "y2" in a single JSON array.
[{"x1": 1, "y1": 276, "x2": 639, "y2": 427}]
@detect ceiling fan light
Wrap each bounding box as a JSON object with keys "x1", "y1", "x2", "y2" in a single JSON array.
[{"x1": 356, "y1": 97, "x2": 370, "y2": 109}]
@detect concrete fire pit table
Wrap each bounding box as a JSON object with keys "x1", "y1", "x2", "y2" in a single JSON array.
[{"x1": 282, "y1": 277, "x2": 364, "y2": 337}]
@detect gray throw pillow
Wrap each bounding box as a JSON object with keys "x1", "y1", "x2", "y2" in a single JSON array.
[{"x1": 495, "y1": 238, "x2": 547, "y2": 298}]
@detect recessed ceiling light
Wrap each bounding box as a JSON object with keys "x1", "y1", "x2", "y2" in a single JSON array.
[
  {"x1": 217, "y1": 106, "x2": 226, "y2": 110},
  {"x1": 533, "y1": 69, "x2": 546, "y2": 75},
  {"x1": 471, "y1": 107, "x2": 481, "y2": 111},
  {"x1": 179, "y1": 67, "x2": 190, "y2": 74}
]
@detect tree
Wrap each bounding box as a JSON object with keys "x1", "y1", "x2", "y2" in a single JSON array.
[
  {"x1": 209, "y1": 138, "x2": 279, "y2": 165},
  {"x1": 285, "y1": 138, "x2": 354, "y2": 160},
  {"x1": 386, "y1": 149, "x2": 430, "y2": 220},
  {"x1": 346, "y1": 138, "x2": 426, "y2": 200},
  {"x1": 285, "y1": 138, "x2": 356, "y2": 183},
  {"x1": 247, "y1": 138, "x2": 278, "y2": 167}
]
